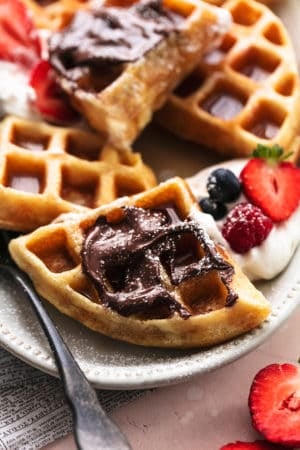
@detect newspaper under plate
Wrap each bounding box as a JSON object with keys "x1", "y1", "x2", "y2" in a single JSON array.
[{"x1": 0, "y1": 347, "x2": 145, "y2": 450}]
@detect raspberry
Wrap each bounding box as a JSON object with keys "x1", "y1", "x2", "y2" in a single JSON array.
[{"x1": 221, "y1": 203, "x2": 273, "y2": 254}]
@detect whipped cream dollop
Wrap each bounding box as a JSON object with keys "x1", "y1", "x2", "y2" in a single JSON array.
[
  {"x1": 0, "y1": 61, "x2": 38, "y2": 120},
  {"x1": 187, "y1": 159, "x2": 300, "y2": 281}
]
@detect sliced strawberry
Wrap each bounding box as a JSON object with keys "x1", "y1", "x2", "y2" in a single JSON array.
[
  {"x1": 220, "y1": 440, "x2": 287, "y2": 450},
  {"x1": 248, "y1": 363, "x2": 300, "y2": 447},
  {"x1": 0, "y1": 0, "x2": 41, "y2": 68},
  {"x1": 29, "y1": 60, "x2": 79, "y2": 123},
  {"x1": 240, "y1": 145, "x2": 300, "y2": 222}
]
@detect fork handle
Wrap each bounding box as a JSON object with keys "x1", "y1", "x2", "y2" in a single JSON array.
[{"x1": 1, "y1": 266, "x2": 132, "y2": 450}]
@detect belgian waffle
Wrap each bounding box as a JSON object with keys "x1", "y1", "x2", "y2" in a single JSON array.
[
  {"x1": 0, "y1": 116, "x2": 156, "y2": 232},
  {"x1": 49, "y1": 0, "x2": 232, "y2": 147},
  {"x1": 22, "y1": 0, "x2": 90, "y2": 30},
  {"x1": 156, "y1": 0, "x2": 300, "y2": 161},
  {"x1": 9, "y1": 177, "x2": 270, "y2": 348}
]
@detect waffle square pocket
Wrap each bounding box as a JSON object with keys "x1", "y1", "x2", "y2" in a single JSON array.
[
  {"x1": 0, "y1": 116, "x2": 156, "y2": 232},
  {"x1": 156, "y1": 0, "x2": 300, "y2": 161}
]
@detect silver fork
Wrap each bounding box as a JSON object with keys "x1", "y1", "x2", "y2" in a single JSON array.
[{"x1": 0, "y1": 230, "x2": 132, "y2": 450}]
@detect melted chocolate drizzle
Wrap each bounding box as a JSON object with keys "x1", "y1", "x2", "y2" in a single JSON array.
[
  {"x1": 48, "y1": 0, "x2": 183, "y2": 80},
  {"x1": 81, "y1": 206, "x2": 237, "y2": 319}
]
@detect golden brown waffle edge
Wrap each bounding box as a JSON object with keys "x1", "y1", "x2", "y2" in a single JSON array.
[
  {"x1": 204, "y1": 0, "x2": 281, "y2": 5},
  {"x1": 22, "y1": 0, "x2": 280, "y2": 31},
  {"x1": 22, "y1": 0, "x2": 90, "y2": 30}
]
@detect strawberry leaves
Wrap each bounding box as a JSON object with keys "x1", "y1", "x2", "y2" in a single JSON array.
[{"x1": 252, "y1": 144, "x2": 293, "y2": 164}]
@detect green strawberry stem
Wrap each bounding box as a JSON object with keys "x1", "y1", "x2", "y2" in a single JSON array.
[{"x1": 252, "y1": 144, "x2": 293, "y2": 164}]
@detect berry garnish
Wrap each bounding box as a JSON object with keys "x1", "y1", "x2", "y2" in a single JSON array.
[
  {"x1": 249, "y1": 363, "x2": 300, "y2": 447},
  {"x1": 207, "y1": 168, "x2": 241, "y2": 203},
  {"x1": 221, "y1": 203, "x2": 273, "y2": 254},
  {"x1": 0, "y1": 0, "x2": 41, "y2": 68},
  {"x1": 199, "y1": 197, "x2": 227, "y2": 220},
  {"x1": 29, "y1": 60, "x2": 79, "y2": 123},
  {"x1": 220, "y1": 441, "x2": 284, "y2": 450},
  {"x1": 240, "y1": 144, "x2": 300, "y2": 222},
  {"x1": 220, "y1": 440, "x2": 287, "y2": 450}
]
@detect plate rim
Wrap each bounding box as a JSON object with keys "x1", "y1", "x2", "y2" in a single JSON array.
[{"x1": 0, "y1": 244, "x2": 299, "y2": 390}]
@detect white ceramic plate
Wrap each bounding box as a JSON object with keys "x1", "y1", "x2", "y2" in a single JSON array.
[
  {"x1": 0, "y1": 236, "x2": 300, "y2": 390},
  {"x1": 1, "y1": 122, "x2": 300, "y2": 390},
  {"x1": 0, "y1": 1, "x2": 300, "y2": 390}
]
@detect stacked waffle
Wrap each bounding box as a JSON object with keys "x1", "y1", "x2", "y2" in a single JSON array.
[
  {"x1": 46, "y1": 0, "x2": 232, "y2": 146},
  {"x1": 24, "y1": 0, "x2": 299, "y2": 161},
  {"x1": 22, "y1": 0, "x2": 279, "y2": 31},
  {"x1": 0, "y1": 116, "x2": 156, "y2": 231},
  {"x1": 156, "y1": 0, "x2": 300, "y2": 159},
  {"x1": 2, "y1": 0, "x2": 298, "y2": 348}
]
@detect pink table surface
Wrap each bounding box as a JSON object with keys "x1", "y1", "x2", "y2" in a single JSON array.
[{"x1": 43, "y1": 305, "x2": 300, "y2": 450}]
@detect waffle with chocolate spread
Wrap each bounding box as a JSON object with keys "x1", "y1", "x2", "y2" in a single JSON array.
[
  {"x1": 9, "y1": 177, "x2": 270, "y2": 348},
  {"x1": 156, "y1": 0, "x2": 300, "y2": 161},
  {"x1": 22, "y1": 0, "x2": 90, "y2": 30},
  {"x1": 47, "y1": 0, "x2": 231, "y2": 147},
  {"x1": 0, "y1": 116, "x2": 156, "y2": 232}
]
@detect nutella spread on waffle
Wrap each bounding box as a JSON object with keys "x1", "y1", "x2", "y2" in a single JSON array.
[
  {"x1": 48, "y1": 0, "x2": 184, "y2": 80},
  {"x1": 82, "y1": 206, "x2": 237, "y2": 319}
]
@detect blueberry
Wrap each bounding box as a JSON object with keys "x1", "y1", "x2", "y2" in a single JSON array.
[
  {"x1": 199, "y1": 197, "x2": 228, "y2": 220},
  {"x1": 207, "y1": 168, "x2": 241, "y2": 203}
]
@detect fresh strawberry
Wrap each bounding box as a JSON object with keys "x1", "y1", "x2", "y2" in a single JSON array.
[
  {"x1": 221, "y1": 202, "x2": 273, "y2": 254},
  {"x1": 220, "y1": 440, "x2": 287, "y2": 450},
  {"x1": 249, "y1": 363, "x2": 300, "y2": 447},
  {"x1": 29, "y1": 60, "x2": 79, "y2": 123},
  {"x1": 240, "y1": 144, "x2": 300, "y2": 222},
  {"x1": 0, "y1": 0, "x2": 41, "y2": 68}
]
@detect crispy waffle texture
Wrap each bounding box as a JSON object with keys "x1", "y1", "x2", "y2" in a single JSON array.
[
  {"x1": 9, "y1": 177, "x2": 270, "y2": 348},
  {"x1": 21, "y1": 0, "x2": 281, "y2": 32},
  {"x1": 204, "y1": 0, "x2": 279, "y2": 4},
  {"x1": 22, "y1": 0, "x2": 90, "y2": 30},
  {"x1": 156, "y1": 0, "x2": 300, "y2": 161},
  {"x1": 0, "y1": 116, "x2": 156, "y2": 232},
  {"x1": 51, "y1": 0, "x2": 232, "y2": 147}
]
